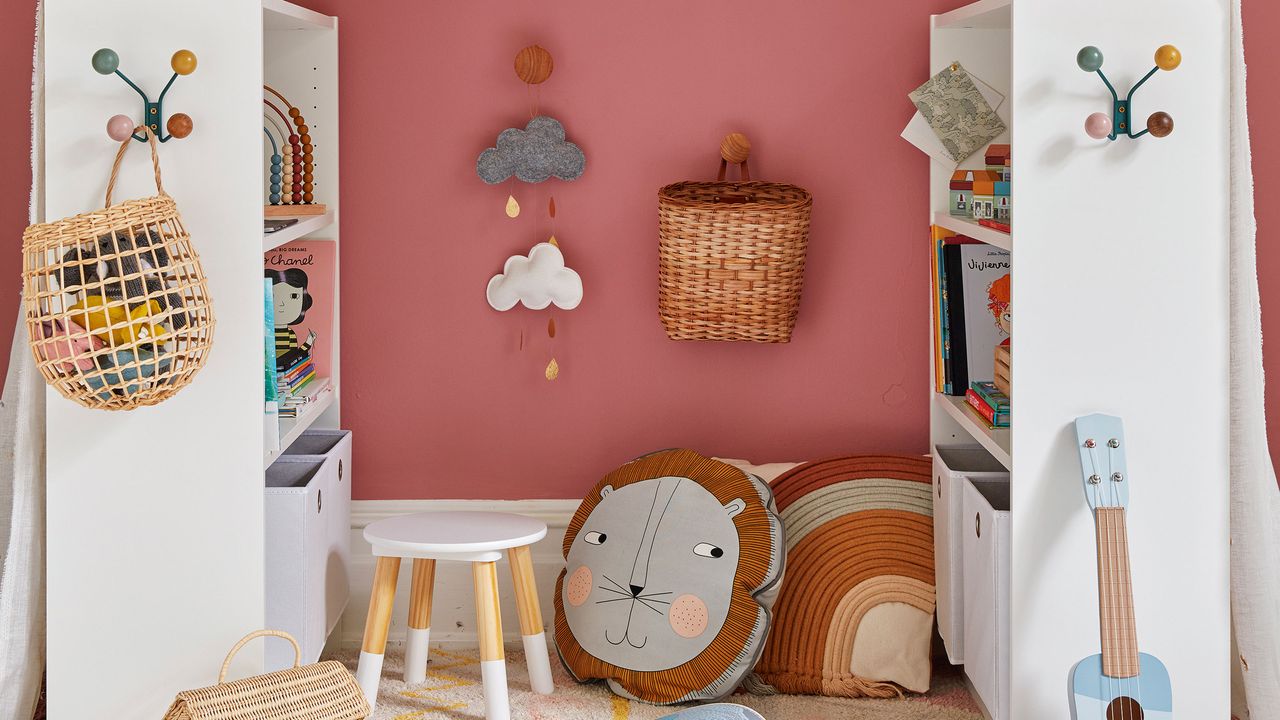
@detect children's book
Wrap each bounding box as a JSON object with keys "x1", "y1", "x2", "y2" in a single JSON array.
[
  {"x1": 264, "y1": 240, "x2": 335, "y2": 381},
  {"x1": 944, "y1": 243, "x2": 1011, "y2": 393},
  {"x1": 263, "y1": 278, "x2": 279, "y2": 453}
]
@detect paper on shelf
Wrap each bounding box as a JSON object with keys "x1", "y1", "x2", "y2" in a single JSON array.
[{"x1": 901, "y1": 67, "x2": 1007, "y2": 166}]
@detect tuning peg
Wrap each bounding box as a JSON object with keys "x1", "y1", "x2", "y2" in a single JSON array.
[
  {"x1": 1077, "y1": 46, "x2": 1104, "y2": 72},
  {"x1": 92, "y1": 48, "x2": 119, "y2": 75}
]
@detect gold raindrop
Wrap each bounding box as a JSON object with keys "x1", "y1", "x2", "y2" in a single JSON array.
[
  {"x1": 548, "y1": 317, "x2": 556, "y2": 338},
  {"x1": 505, "y1": 194, "x2": 521, "y2": 218},
  {"x1": 545, "y1": 357, "x2": 560, "y2": 381}
]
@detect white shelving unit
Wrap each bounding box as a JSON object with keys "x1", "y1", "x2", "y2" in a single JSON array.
[
  {"x1": 43, "y1": 1, "x2": 342, "y2": 715},
  {"x1": 928, "y1": 1, "x2": 1231, "y2": 718},
  {"x1": 264, "y1": 210, "x2": 336, "y2": 252},
  {"x1": 931, "y1": 211, "x2": 1012, "y2": 253},
  {"x1": 263, "y1": 1, "x2": 341, "y2": 458}
]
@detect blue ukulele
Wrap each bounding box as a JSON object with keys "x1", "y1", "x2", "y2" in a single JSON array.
[{"x1": 1070, "y1": 414, "x2": 1172, "y2": 720}]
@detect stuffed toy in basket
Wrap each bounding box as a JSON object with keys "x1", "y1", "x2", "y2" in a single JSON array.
[{"x1": 21, "y1": 126, "x2": 214, "y2": 410}]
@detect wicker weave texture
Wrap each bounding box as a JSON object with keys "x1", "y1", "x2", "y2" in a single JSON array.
[
  {"x1": 21, "y1": 129, "x2": 214, "y2": 410},
  {"x1": 163, "y1": 630, "x2": 369, "y2": 720},
  {"x1": 658, "y1": 180, "x2": 812, "y2": 343}
]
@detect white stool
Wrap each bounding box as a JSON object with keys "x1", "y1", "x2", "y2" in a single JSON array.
[{"x1": 355, "y1": 511, "x2": 554, "y2": 719}]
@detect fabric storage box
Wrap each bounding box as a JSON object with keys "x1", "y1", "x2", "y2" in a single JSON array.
[
  {"x1": 284, "y1": 428, "x2": 352, "y2": 639},
  {"x1": 961, "y1": 476, "x2": 1010, "y2": 720},
  {"x1": 932, "y1": 445, "x2": 1009, "y2": 665},
  {"x1": 265, "y1": 447, "x2": 350, "y2": 672}
]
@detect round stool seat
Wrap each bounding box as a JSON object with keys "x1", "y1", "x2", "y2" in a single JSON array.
[{"x1": 364, "y1": 511, "x2": 547, "y2": 561}]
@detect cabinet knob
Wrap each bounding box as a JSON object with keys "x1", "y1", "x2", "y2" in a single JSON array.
[
  {"x1": 338, "y1": 459, "x2": 344, "y2": 482},
  {"x1": 975, "y1": 512, "x2": 981, "y2": 538},
  {"x1": 317, "y1": 489, "x2": 323, "y2": 514}
]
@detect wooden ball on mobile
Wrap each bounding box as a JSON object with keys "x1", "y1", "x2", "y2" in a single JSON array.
[
  {"x1": 514, "y1": 44, "x2": 554, "y2": 84},
  {"x1": 720, "y1": 132, "x2": 751, "y2": 164}
]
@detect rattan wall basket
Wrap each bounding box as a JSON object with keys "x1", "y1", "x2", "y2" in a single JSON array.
[
  {"x1": 21, "y1": 127, "x2": 214, "y2": 410},
  {"x1": 163, "y1": 630, "x2": 369, "y2": 720},
  {"x1": 658, "y1": 133, "x2": 812, "y2": 343}
]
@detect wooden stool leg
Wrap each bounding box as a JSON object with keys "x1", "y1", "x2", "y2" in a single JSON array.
[
  {"x1": 404, "y1": 558, "x2": 436, "y2": 684},
  {"x1": 509, "y1": 545, "x2": 554, "y2": 694},
  {"x1": 474, "y1": 560, "x2": 510, "y2": 720},
  {"x1": 356, "y1": 556, "x2": 401, "y2": 710}
]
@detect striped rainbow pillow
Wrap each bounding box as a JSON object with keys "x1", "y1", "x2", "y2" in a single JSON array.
[{"x1": 753, "y1": 455, "x2": 935, "y2": 697}]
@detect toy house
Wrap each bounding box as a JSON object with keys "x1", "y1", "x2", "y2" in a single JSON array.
[
  {"x1": 970, "y1": 170, "x2": 1002, "y2": 220},
  {"x1": 995, "y1": 180, "x2": 1011, "y2": 222},
  {"x1": 986, "y1": 143, "x2": 1011, "y2": 182},
  {"x1": 949, "y1": 169, "x2": 973, "y2": 216}
]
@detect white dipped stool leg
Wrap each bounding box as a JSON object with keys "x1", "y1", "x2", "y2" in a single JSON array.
[
  {"x1": 404, "y1": 558, "x2": 436, "y2": 684},
  {"x1": 474, "y1": 560, "x2": 510, "y2": 720},
  {"x1": 357, "y1": 556, "x2": 401, "y2": 710},
  {"x1": 509, "y1": 545, "x2": 554, "y2": 694}
]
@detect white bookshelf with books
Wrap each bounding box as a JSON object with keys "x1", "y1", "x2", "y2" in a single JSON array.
[{"x1": 926, "y1": 1, "x2": 1230, "y2": 718}]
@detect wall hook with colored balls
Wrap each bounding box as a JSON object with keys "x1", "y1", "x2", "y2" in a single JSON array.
[
  {"x1": 94, "y1": 48, "x2": 196, "y2": 143},
  {"x1": 1077, "y1": 44, "x2": 1179, "y2": 141}
]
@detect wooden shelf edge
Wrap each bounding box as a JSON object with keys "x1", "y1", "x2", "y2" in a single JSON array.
[
  {"x1": 263, "y1": 384, "x2": 336, "y2": 468},
  {"x1": 932, "y1": 0, "x2": 1011, "y2": 30},
  {"x1": 932, "y1": 212, "x2": 1013, "y2": 252},
  {"x1": 263, "y1": 211, "x2": 335, "y2": 252},
  {"x1": 936, "y1": 393, "x2": 1012, "y2": 470}
]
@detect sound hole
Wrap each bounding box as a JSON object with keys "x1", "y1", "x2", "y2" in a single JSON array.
[{"x1": 1106, "y1": 697, "x2": 1143, "y2": 720}]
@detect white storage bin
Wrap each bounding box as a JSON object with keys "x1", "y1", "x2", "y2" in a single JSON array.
[
  {"x1": 284, "y1": 428, "x2": 352, "y2": 633},
  {"x1": 264, "y1": 438, "x2": 351, "y2": 671},
  {"x1": 962, "y1": 476, "x2": 1010, "y2": 720},
  {"x1": 932, "y1": 445, "x2": 1009, "y2": 665}
]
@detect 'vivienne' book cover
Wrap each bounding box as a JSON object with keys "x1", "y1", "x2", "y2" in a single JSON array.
[
  {"x1": 264, "y1": 240, "x2": 335, "y2": 382},
  {"x1": 957, "y1": 244, "x2": 1010, "y2": 386}
]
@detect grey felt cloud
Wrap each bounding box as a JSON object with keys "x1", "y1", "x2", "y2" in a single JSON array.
[{"x1": 476, "y1": 115, "x2": 586, "y2": 184}]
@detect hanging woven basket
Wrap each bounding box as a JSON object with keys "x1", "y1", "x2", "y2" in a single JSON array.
[
  {"x1": 21, "y1": 127, "x2": 215, "y2": 410},
  {"x1": 658, "y1": 133, "x2": 813, "y2": 343}
]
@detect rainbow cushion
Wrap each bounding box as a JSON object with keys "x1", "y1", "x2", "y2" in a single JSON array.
[{"x1": 753, "y1": 455, "x2": 935, "y2": 697}]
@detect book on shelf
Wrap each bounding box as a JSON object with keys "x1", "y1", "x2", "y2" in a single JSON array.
[
  {"x1": 263, "y1": 278, "x2": 280, "y2": 453},
  {"x1": 265, "y1": 239, "x2": 335, "y2": 380},
  {"x1": 966, "y1": 381, "x2": 1010, "y2": 427},
  {"x1": 939, "y1": 242, "x2": 1011, "y2": 396}
]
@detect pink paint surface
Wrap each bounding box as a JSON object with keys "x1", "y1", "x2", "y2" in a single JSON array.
[{"x1": 2, "y1": 1, "x2": 1280, "y2": 497}]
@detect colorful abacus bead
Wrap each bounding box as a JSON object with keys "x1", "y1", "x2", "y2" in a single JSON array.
[
  {"x1": 280, "y1": 145, "x2": 294, "y2": 204},
  {"x1": 269, "y1": 153, "x2": 282, "y2": 204}
]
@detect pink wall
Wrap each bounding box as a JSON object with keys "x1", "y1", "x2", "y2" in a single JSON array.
[{"x1": 1, "y1": 1, "x2": 1278, "y2": 499}]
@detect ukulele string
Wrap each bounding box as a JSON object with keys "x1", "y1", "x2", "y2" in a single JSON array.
[
  {"x1": 1107, "y1": 444, "x2": 1126, "y2": 717},
  {"x1": 1115, "y1": 444, "x2": 1144, "y2": 715},
  {"x1": 1087, "y1": 444, "x2": 1117, "y2": 707}
]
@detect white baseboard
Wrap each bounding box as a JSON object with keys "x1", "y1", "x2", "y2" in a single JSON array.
[{"x1": 337, "y1": 499, "x2": 578, "y2": 649}]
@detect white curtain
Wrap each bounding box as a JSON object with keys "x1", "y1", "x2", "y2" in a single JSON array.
[
  {"x1": 0, "y1": 3, "x2": 45, "y2": 718},
  {"x1": 1230, "y1": 1, "x2": 1280, "y2": 717}
]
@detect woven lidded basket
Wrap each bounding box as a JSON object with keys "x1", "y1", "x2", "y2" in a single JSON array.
[
  {"x1": 21, "y1": 127, "x2": 214, "y2": 410},
  {"x1": 163, "y1": 630, "x2": 369, "y2": 720},
  {"x1": 658, "y1": 133, "x2": 812, "y2": 343}
]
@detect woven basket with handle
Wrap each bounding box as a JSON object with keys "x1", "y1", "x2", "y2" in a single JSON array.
[
  {"x1": 658, "y1": 133, "x2": 813, "y2": 343},
  {"x1": 163, "y1": 630, "x2": 369, "y2": 720},
  {"x1": 21, "y1": 126, "x2": 214, "y2": 410}
]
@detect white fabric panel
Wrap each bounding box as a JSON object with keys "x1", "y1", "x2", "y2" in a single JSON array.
[{"x1": 1229, "y1": 1, "x2": 1280, "y2": 716}]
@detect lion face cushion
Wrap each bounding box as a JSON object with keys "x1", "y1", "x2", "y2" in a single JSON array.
[{"x1": 554, "y1": 449, "x2": 784, "y2": 704}]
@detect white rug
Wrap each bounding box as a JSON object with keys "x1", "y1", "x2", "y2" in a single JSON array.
[{"x1": 328, "y1": 645, "x2": 984, "y2": 720}]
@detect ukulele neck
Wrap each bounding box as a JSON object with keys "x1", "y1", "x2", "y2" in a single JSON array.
[{"x1": 1095, "y1": 506, "x2": 1140, "y2": 678}]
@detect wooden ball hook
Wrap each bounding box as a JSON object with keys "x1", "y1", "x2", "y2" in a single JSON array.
[
  {"x1": 720, "y1": 132, "x2": 751, "y2": 164},
  {"x1": 515, "y1": 45, "x2": 554, "y2": 85}
]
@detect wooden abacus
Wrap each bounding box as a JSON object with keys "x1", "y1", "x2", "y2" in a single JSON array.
[{"x1": 263, "y1": 84, "x2": 326, "y2": 217}]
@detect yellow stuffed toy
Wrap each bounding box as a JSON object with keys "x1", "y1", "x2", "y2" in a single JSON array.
[{"x1": 67, "y1": 295, "x2": 168, "y2": 345}]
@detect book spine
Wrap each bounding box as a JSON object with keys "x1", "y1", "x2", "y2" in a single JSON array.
[
  {"x1": 966, "y1": 389, "x2": 997, "y2": 424},
  {"x1": 944, "y1": 244, "x2": 968, "y2": 395}
]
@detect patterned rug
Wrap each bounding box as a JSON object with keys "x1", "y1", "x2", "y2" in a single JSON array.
[{"x1": 328, "y1": 644, "x2": 984, "y2": 720}]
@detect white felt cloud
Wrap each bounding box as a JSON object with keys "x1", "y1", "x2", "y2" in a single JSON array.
[{"x1": 486, "y1": 242, "x2": 583, "y2": 311}]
